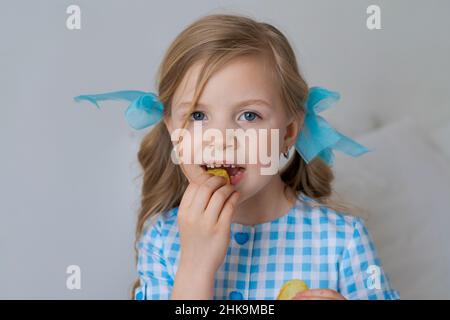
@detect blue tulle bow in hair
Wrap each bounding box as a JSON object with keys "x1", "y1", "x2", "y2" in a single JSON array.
[
  {"x1": 294, "y1": 86, "x2": 371, "y2": 166},
  {"x1": 74, "y1": 90, "x2": 164, "y2": 130}
]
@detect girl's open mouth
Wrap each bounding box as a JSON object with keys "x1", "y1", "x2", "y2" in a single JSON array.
[{"x1": 200, "y1": 163, "x2": 246, "y2": 185}]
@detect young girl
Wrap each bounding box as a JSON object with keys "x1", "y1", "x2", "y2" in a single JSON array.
[{"x1": 76, "y1": 14, "x2": 399, "y2": 300}]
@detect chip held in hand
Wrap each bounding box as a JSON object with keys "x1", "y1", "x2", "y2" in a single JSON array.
[
  {"x1": 276, "y1": 279, "x2": 309, "y2": 300},
  {"x1": 207, "y1": 168, "x2": 230, "y2": 184}
]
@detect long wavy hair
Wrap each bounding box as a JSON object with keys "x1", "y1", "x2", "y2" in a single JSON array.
[{"x1": 131, "y1": 14, "x2": 361, "y2": 298}]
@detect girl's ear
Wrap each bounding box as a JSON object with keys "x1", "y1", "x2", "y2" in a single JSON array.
[{"x1": 283, "y1": 117, "x2": 301, "y2": 151}]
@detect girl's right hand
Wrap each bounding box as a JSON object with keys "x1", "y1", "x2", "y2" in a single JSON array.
[{"x1": 177, "y1": 172, "x2": 240, "y2": 277}]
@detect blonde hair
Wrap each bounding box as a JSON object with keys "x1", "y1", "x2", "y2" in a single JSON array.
[{"x1": 131, "y1": 14, "x2": 362, "y2": 298}]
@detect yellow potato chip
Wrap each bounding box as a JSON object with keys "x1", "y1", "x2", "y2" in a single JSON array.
[
  {"x1": 276, "y1": 279, "x2": 309, "y2": 300},
  {"x1": 207, "y1": 168, "x2": 230, "y2": 184}
]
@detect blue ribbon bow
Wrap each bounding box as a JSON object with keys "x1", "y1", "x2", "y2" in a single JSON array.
[
  {"x1": 295, "y1": 86, "x2": 370, "y2": 166},
  {"x1": 74, "y1": 86, "x2": 370, "y2": 166},
  {"x1": 74, "y1": 90, "x2": 163, "y2": 130}
]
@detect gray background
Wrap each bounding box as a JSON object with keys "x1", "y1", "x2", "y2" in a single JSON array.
[{"x1": 1, "y1": 0, "x2": 449, "y2": 299}]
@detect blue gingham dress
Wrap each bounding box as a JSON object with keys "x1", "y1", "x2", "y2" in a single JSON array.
[{"x1": 134, "y1": 192, "x2": 400, "y2": 300}]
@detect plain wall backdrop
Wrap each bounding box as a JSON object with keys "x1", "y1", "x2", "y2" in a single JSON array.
[{"x1": 1, "y1": 0, "x2": 449, "y2": 299}]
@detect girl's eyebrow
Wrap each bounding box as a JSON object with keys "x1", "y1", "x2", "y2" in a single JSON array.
[{"x1": 176, "y1": 99, "x2": 271, "y2": 109}]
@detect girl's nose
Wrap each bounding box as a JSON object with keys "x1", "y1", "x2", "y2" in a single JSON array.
[{"x1": 207, "y1": 131, "x2": 237, "y2": 151}]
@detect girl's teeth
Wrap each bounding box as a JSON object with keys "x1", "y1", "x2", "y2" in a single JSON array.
[{"x1": 203, "y1": 163, "x2": 245, "y2": 171}]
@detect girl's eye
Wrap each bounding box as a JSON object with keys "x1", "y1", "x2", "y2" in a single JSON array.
[
  {"x1": 239, "y1": 111, "x2": 260, "y2": 122},
  {"x1": 190, "y1": 111, "x2": 206, "y2": 121}
]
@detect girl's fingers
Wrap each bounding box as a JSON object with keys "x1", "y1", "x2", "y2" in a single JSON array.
[
  {"x1": 179, "y1": 184, "x2": 198, "y2": 211},
  {"x1": 189, "y1": 175, "x2": 228, "y2": 214},
  {"x1": 203, "y1": 184, "x2": 235, "y2": 224},
  {"x1": 179, "y1": 172, "x2": 212, "y2": 211},
  {"x1": 217, "y1": 191, "x2": 240, "y2": 227}
]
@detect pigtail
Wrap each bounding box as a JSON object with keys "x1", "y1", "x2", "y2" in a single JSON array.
[
  {"x1": 281, "y1": 151, "x2": 362, "y2": 215},
  {"x1": 281, "y1": 152, "x2": 333, "y2": 200},
  {"x1": 131, "y1": 121, "x2": 188, "y2": 298}
]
